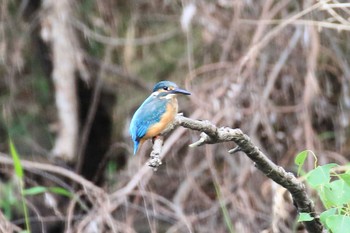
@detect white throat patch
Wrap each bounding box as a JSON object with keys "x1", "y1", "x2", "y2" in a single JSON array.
[
  {"x1": 165, "y1": 93, "x2": 175, "y2": 99},
  {"x1": 151, "y1": 91, "x2": 160, "y2": 96}
]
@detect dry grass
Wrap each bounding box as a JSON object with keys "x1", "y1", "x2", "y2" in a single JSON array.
[{"x1": 1, "y1": 0, "x2": 350, "y2": 232}]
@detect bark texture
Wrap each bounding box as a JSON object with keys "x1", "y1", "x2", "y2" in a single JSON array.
[{"x1": 40, "y1": 0, "x2": 82, "y2": 161}]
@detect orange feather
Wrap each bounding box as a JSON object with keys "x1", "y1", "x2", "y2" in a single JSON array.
[{"x1": 144, "y1": 98, "x2": 178, "y2": 139}]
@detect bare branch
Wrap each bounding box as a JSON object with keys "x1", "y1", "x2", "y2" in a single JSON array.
[
  {"x1": 0, "y1": 210, "x2": 22, "y2": 233},
  {"x1": 71, "y1": 18, "x2": 179, "y2": 46},
  {"x1": 149, "y1": 115, "x2": 324, "y2": 233},
  {"x1": 147, "y1": 136, "x2": 163, "y2": 170},
  {"x1": 0, "y1": 153, "x2": 103, "y2": 195}
]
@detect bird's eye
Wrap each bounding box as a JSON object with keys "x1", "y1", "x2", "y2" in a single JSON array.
[{"x1": 163, "y1": 86, "x2": 169, "y2": 91}]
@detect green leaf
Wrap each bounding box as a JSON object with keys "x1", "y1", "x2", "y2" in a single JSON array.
[
  {"x1": 323, "y1": 180, "x2": 350, "y2": 207},
  {"x1": 339, "y1": 173, "x2": 350, "y2": 187},
  {"x1": 9, "y1": 139, "x2": 31, "y2": 232},
  {"x1": 306, "y1": 163, "x2": 337, "y2": 188},
  {"x1": 298, "y1": 212, "x2": 314, "y2": 222},
  {"x1": 48, "y1": 187, "x2": 72, "y2": 197},
  {"x1": 320, "y1": 208, "x2": 337, "y2": 226},
  {"x1": 23, "y1": 186, "x2": 72, "y2": 198},
  {"x1": 214, "y1": 183, "x2": 235, "y2": 233},
  {"x1": 295, "y1": 150, "x2": 318, "y2": 176},
  {"x1": 295, "y1": 150, "x2": 308, "y2": 176},
  {"x1": 326, "y1": 215, "x2": 350, "y2": 233},
  {"x1": 318, "y1": 187, "x2": 333, "y2": 209},
  {"x1": 23, "y1": 186, "x2": 48, "y2": 196},
  {"x1": 9, "y1": 139, "x2": 23, "y2": 178}
]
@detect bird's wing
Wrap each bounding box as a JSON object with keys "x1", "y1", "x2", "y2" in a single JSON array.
[{"x1": 130, "y1": 95, "x2": 167, "y2": 141}]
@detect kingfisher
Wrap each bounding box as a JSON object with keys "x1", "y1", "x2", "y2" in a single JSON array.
[{"x1": 129, "y1": 81, "x2": 191, "y2": 154}]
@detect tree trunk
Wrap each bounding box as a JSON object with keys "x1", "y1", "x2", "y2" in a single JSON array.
[{"x1": 40, "y1": 0, "x2": 80, "y2": 161}]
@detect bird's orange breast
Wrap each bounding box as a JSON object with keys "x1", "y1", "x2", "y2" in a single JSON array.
[{"x1": 144, "y1": 98, "x2": 178, "y2": 139}]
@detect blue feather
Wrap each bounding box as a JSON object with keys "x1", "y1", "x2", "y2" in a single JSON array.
[
  {"x1": 152, "y1": 81, "x2": 178, "y2": 92},
  {"x1": 129, "y1": 94, "x2": 168, "y2": 154},
  {"x1": 133, "y1": 140, "x2": 139, "y2": 155}
]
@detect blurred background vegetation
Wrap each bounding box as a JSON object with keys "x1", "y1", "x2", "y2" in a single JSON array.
[{"x1": 1, "y1": 0, "x2": 350, "y2": 232}]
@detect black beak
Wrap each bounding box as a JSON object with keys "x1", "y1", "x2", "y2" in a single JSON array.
[{"x1": 171, "y1": 87, "x2": 191, "y2": 95}]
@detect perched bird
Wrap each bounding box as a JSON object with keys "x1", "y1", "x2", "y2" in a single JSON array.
[{"x1": 129, "y1": 81, "x2": 191, "y2": 154}]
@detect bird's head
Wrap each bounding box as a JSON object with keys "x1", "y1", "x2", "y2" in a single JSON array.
[{"x1": 152, "y1": 81, "x2": 191, "y2": 98}]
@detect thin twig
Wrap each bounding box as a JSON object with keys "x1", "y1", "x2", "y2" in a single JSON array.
[
  {"x1": 239, "y1": 0, "x2": 329, "y2": 75},
  {"x1": 147, "y1": 136, "x2": 163, "y2": 170},
  {"x1": 0, "y1": 153, "x2": 103, "y2": 194},
  {"x1": 71, "y1": 18, "x2": 179, "y2": 46},
  {"x1": 249, "y1": 26, "x2": 302, "y2": 137},
  {"x1": 240, "y1": 19, "x2": 350, "y2": 31}
]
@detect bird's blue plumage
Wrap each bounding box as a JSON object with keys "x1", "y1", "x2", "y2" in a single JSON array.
[
  {"x1": 152, "y1": 81, "x2": 178, "y2": 92},
  {"x1": 129, "y1": 94, "x2": 168, "y2": 154},
  {"x1": 129, "y1": 80, "x2": 190, "y2": 155}
]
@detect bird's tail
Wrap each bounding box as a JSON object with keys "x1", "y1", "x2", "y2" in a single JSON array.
[
  {"x1": 133, "y1": 140, "x2": 139, "y2": 155},
  {"x1": 133, "y1": 139, "x2": 145, "y2": 155}
]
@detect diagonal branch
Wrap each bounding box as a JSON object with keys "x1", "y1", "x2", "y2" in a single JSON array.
[{"x1": 149, "y1": 115, "x2": 324, "y2": 233}]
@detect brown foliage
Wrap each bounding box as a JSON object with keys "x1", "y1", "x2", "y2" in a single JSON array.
[{"x1": 1, "y1": 0, "x2": 350, "y2": 232}]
